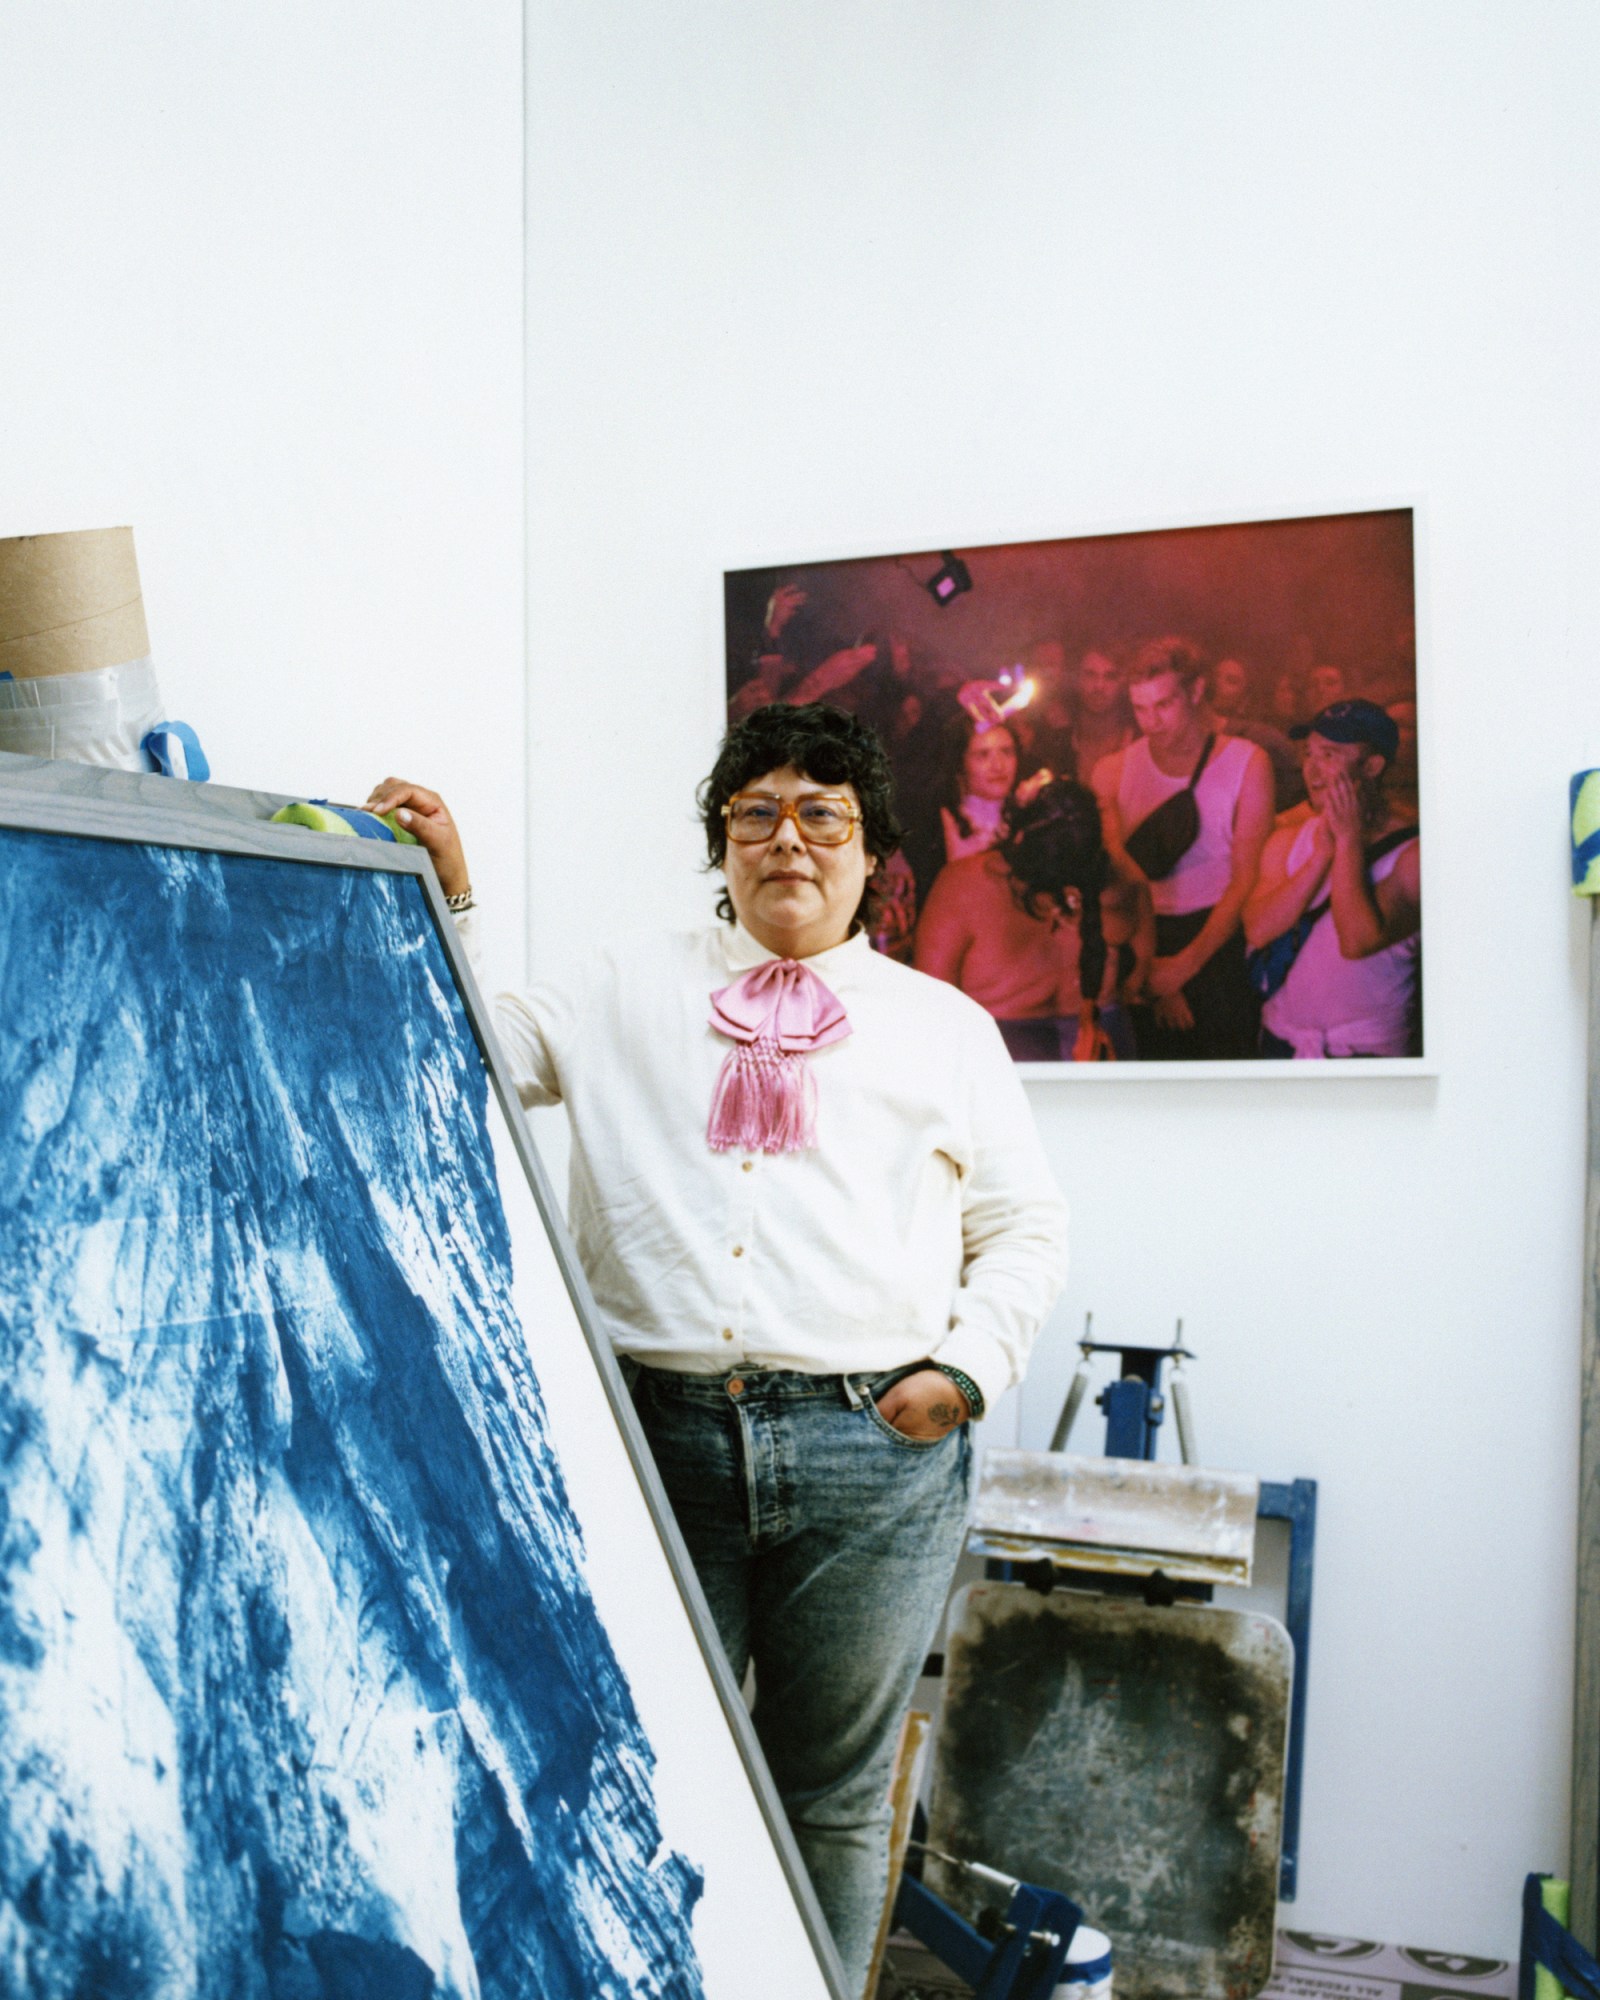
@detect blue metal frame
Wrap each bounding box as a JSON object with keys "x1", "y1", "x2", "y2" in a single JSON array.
[
  {"x1": 1101, "y1": 1375, "x2": 1157, "y2": 1459},
  {"x1": 1088, "y1": 1340, "x2": 1187, "y2": 1460},
  {"x1": 1520, "y1": 1874, "x2": 1600, "y2": 2000},
  {"x1": 1258, "y1": 1477, "x2": 1316, "y2": 1901},
  {"x1": 896, "y1": 1873, "x2": 1084, "y2": 2000}
]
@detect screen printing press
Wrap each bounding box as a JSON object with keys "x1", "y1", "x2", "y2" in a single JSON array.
[{"x1": 885, "y1": 1334, "x2": 1317, "y2": 2000}]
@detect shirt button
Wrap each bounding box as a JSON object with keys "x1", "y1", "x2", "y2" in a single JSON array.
[
  {"x1": 727, "y1": 1377, "x2": 746, "y2": 1398},
  {"x1": 721, "y1": 1327, "x2": 734, "y2": 1341},
  {"x1": 731, "y1": 1245, "x2": 744, "y2": 1258}
]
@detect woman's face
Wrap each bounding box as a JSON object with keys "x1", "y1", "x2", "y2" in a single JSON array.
[
  {"x1": 719, "y1": 763, "x2": 872, "y2": 957},
  {"x1": 962, "y1": 726, "x2": 1018, "y2": 800}
]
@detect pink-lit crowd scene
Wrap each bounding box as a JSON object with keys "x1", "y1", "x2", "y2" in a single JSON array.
[{"x1": 724, "y1": 510, "x2": 1421, "y2": 1063}]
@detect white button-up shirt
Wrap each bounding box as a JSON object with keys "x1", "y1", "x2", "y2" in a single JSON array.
[{"x1": 480, "y1": 918, "x2": 1068, "y2": 1413}]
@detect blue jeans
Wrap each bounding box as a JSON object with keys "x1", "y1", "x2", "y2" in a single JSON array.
[{"x1": 629, "y1": 1365, "x2": 972, "y2": 1995}]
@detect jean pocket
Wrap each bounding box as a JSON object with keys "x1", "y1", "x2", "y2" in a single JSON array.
[{"x1": 862, "y1": 1394, "x2": 952, "y2": 1451}]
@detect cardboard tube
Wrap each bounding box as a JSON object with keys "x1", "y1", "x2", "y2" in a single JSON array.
[{"x1": 0, "y1": 527, "x2": 149, "y2": 680}]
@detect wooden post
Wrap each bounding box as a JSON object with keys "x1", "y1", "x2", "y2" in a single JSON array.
[
  {"x1": 1575, "y1": 898, "x2": 1600, "y2": 1951},
  {"x1": 864, "y1": 1709, "x2": 932, "y2": 2000}
]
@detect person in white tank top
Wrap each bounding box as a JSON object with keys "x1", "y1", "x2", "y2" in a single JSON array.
[
  {"x1": 1244, "y1": 699, "x2": 1422, "y2": 1059},
  {"x1": 1093, "y1": 638, "x2": 1275, "y2": 1060}
]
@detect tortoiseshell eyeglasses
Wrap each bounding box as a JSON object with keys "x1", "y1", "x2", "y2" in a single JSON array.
[{"x1": 721, "y1": 793, "x2": 863, "y2": 846}]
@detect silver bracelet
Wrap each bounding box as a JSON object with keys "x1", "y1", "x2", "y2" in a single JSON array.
[{"x1": 446, "y1": 887, "x2": 476, "y2": 914}]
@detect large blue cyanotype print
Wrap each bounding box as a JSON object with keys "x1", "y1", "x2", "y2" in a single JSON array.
[{"x1": 0, "y1": 828, "x2": 706, "y2": 2000}]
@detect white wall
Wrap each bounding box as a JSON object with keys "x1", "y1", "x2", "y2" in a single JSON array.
[
  {"x1": 7, "y1": 0, "x2": 1598, "y2": 1966},
  {"x1": 0, "y1": 0, "x2": 527, "y2": 985},
  {"x1": 527, "y1": 0, "x2": 1600, "y2": 1958}
]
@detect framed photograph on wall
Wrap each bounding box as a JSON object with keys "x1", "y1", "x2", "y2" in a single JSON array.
[{"x1": 724, "y1": 507, "x2": 1425, "y2": 1077}]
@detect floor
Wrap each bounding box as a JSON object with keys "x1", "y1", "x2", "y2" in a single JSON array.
[
  {"x1": 1261, "y1": 1929, "x2": 1517, "y2": 2000},
  {"x1": 874, "y1": 1925, "x2": 1518, "y2": 1999}
]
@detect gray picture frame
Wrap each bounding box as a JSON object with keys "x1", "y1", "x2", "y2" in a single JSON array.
[{"x1": 0, "y1": 747, "x2": 852, "y2": 2000}]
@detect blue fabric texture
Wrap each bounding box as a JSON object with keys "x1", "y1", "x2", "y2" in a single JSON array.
[
  {"x1": 0, "y1": 828, "x2": 704, "y2": 1999},
  {"x1": 631, "y1": 1365, "x2": 971, "y2": 1992}
]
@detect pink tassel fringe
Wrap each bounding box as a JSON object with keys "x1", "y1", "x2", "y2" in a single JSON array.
[{"x1": 707, "y1": 1035, "x2": 817, "y2": 1153}]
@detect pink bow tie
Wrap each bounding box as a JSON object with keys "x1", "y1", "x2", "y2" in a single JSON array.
[
  {"x1": 710, "y1": 956, "x2": 851, "y2": 1053},
  {"x1": 707, "y1": 957, "x2": 851, "y2": 1153}
]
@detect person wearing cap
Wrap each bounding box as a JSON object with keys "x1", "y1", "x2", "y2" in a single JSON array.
[
  {"x1": 366, "y1": 701, "x2": 1068, "y2": 1995},
  {"x1": 1243, "y1": 698, "x2": 1421, "y2": 1059}
]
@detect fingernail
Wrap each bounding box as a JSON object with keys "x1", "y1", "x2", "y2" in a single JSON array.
[{"x1": 397, "y1": 809, "x2": 412, "y2": 822}]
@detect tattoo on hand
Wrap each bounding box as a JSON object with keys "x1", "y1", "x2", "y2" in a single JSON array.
[{"x1": 927, "y1": 1401, "x2": 963, "y2": 1428}]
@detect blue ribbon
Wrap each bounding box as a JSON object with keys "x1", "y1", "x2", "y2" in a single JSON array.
[
  {"x1": 142, "y1": 720, "x2": 211, "y2": 783},
  {"x1": 309, "y1": 799, "x2": 397, "y2": 841}
]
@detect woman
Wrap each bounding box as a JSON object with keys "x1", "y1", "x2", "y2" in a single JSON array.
[
  {"x1": 938, "y1": 712, "x2": 1020, "y2": 863},
  {"x1": 366, "y1": 702, "x2": 1068, "y2": 1992},
  {"x1": 914, "y1": 778, "x2": 1148, "y2": 1062}
]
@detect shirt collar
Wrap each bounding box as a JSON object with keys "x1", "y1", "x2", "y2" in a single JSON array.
[{"x1": 720, "y1": 920, "x2": 873, "y2": 979}]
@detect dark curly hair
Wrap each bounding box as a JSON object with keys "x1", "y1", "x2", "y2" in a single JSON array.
[
  {"x1": 937, "y1": 709, "x2": 1019, "y2": 842},
  {"x1": 997, "y1": 778, "x2": 1112, "y2": 1009},
  {"x1": 698, "y1": 702, "x2": 904, "y2": 928}
]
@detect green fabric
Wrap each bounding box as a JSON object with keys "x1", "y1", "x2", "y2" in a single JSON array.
[
  {"x1": 270, "y1": 802, "x2": 358, "y2": 836},
  {"x1": 269, "y1": 803, "x2": 420, "y2": 846}
]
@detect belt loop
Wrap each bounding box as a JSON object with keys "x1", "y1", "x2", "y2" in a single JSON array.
[{"x1": 840, "y1": 1372, "x2": 865, "y2": 1411}]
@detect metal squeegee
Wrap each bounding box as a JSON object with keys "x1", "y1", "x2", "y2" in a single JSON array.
[{"x1": 968, "y1": 1449, "x2": 1261, "y2": 1588}]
